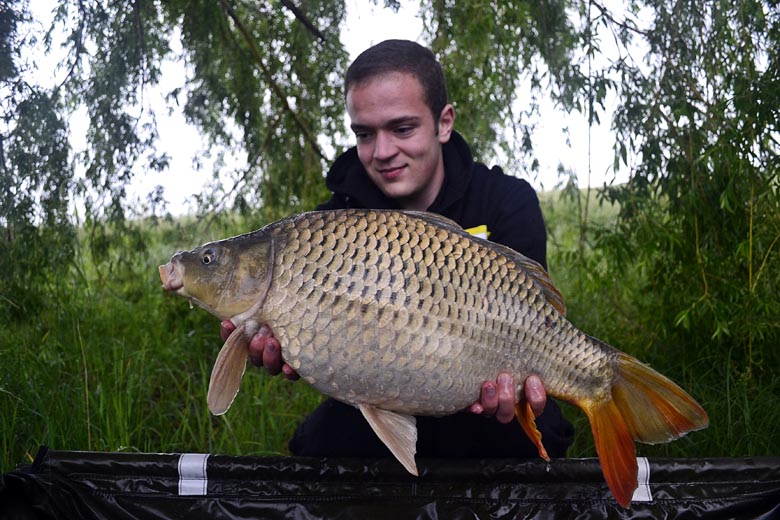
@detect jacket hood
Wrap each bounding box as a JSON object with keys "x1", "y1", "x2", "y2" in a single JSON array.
[{"x1": 324, "y1": 131, "x2": 475, "y2": 211}]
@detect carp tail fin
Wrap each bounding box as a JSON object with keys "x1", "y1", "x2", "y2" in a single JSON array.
[
  {"x1": 612, "y1": 352, "x2": 709, "y2": 444},
  {"x1": 582, "y1": 349, "x2": 709, "y2": 508},
  {"x1": 582, "y1": 398, "x2": 638, "y2": 508}
]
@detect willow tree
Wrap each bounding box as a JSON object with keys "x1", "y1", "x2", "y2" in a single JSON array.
[
  {"x1": 2, "y1": 0, "x2": 779, "y2": 460},
  {"x1": 592, "y1": 0, "x2": 780, "y2": 376},
  {"x1": 1, "y1": 0, "x2": 583, "y2": 318}
]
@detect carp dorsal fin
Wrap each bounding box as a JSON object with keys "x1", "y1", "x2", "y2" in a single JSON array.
[
  {"x1": 358, "y1": 404, "x2": 418, "y2": 476},
  {"x1": 485, "y1": 241, "x2": 567, "y2": 317},
  {"x1": 403, "y1": 210, "x2": 463, "y2": 232},
  {"x1": 207, "y1": 320, "x2": 256, "y2": 415},
  {"x1": 399, "y1": 209, "x2": 566, "y2": 316}
]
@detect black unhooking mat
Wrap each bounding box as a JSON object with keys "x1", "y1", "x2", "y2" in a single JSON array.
[{"x1": 1, "y1": 447, "x2": 779, "y2": 519}]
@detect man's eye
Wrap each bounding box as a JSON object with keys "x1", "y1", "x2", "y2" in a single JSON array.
[
  {"x1": 354, "y1": 131, "x2": 370, "y2": 140},
  {"x1": 395, "y1": 126, "x2": 413, "y2": 136}
]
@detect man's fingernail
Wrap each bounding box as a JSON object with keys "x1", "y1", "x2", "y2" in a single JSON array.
[
  {"x1": 499, "y1": 373, "x2": 512, "y2": 385},
  {"x1": 266, "y1": 343, "x2": 276, "y2": 354},
  {"x1": 486, "y1": 386, "x2": 496, "y2": 398}
]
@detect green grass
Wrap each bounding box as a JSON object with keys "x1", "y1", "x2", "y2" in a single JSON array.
[
  {"x1": 0, "y1": 215, "x2": 323, "y2": 473},
  {"x1": 2, "y1": 196, "x2": 779, "y2": 474}
]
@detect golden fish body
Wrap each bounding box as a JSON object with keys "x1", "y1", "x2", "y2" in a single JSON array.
[
  {"x1": 159, "y1": 209, "x2": 708, "y2": 508},
  {"x1": 259, "y1": 211, "x2": 608, "y2": 415}
]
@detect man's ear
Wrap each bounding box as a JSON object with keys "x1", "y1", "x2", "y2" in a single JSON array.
[{"x1": 437, "y1": 104, "x2": 455, "y2": 143}]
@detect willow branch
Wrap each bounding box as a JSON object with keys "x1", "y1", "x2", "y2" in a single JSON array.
[
  {"x1": 217, "y1": 0, "x2": 328, "y2": 162},
  {"x1": 280, "y1": 0, "x2": 328, "y2": 44}
]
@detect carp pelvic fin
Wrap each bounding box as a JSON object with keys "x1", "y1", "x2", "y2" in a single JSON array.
[
  {"x1": 358, "y1": 404, "x2": 418, "y2": 476},
  {"x1": 581, "y1": 348, "x2": 710, "y2": 508},
  {"x1": 207, "y1": 322, "x2": 252, "y2": 415},
  {"x1": 515, "y1": 400, "x2": 550, "y2": 461}
]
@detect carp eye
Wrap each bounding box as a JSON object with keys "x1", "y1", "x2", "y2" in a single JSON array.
[{"x1": 201, "y1": 249, "x2": 216, "y2": 265}]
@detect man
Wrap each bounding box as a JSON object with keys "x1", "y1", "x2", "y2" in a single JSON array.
[{"x1": 222, "y1": 39, "x2": 573, "y2": 460}]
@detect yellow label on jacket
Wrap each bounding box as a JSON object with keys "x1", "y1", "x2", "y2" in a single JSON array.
[{"x1": 465, "y1": 224, "x2": 490, "y2": 240}]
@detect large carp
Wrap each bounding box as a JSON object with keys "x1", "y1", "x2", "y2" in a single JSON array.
[{"x1": 159, "y1": 209, "x2": 708, "y2": 508}]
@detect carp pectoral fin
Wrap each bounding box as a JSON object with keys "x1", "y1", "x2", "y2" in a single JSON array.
[
  {"x1": 207, "y1": 324, "x2": 249, "y2": 416},
  {"x1": 358, "y1": 404, "x2": 418, "y2": 476},
  {"x1": 515, "y1": 400, "x2": 550, "y2": 461}
]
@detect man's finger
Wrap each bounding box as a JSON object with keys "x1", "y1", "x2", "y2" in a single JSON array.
[
  {"x1": 282, "y1": 364, "x2": 300, "y2": 381},
  {"x1": 261, "y1": 336, "x2": 283, "y2": 375},
  {"x1": 524, "y1": 374, "x2": 547, "y2": 417},
  {"x1": 495, "y1": 372, "x2": 515, "y2": 424},
  {"x1": 220, "y1": 319, "x2": 235, "y2": 341},
  {"x1": 478, "y1": 381, "x2": 498, "y2": 415}
]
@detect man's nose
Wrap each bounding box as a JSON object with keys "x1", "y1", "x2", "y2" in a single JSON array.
[{"x1": 373, "y1": 131, "x2": 397, "y2": 160}]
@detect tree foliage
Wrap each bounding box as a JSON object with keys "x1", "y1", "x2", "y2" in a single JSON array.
[
  {"x1": 595, "y1": 0, "x2": 780, "y2": 375},
  {"x1": 0, "y1": 0, "x2": 581, "y2": 318}
]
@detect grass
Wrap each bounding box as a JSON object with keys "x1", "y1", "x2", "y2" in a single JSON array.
[
  {"x1": 0, "y1": 214, "x2": 323, "y2": 473},
  {"x1": 2, "y1": 194, "x2": 779, "y2": 474}
]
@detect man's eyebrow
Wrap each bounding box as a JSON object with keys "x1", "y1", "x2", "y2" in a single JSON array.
[
  {"x1": 386, "y1": 115, "x2": 420, "y2": 127},
  {"x1": 350, "y1": 116, "x2": 421, "y2": 132}
]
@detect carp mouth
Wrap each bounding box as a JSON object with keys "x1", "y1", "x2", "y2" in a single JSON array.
[{"x1": 159, "y1": 262, "x2": 184, "y2": 293}]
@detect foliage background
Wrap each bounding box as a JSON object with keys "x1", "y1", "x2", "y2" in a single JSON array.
[{"x1": 1, "y1": 0, "x2": 779, "y2": 473}]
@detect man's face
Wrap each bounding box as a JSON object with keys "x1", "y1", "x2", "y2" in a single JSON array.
[{"x1": 346, "y1": 72, "x2": 454, "y2": 211}]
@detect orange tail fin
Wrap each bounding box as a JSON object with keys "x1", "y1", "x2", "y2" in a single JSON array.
[{"x1": 582, "y1": 351, "x2": 709, "y2": 508}]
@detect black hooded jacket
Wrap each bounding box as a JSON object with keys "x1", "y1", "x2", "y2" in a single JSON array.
[
  {"x1": 317, "y1": 131, "x2": 548, "y2": 270},
  {"x1": 291, "y1": 131, "x2": 574, "y2": 460}
]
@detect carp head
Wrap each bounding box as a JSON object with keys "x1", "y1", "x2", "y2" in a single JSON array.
[
  {"x1": 159, "y1": 230, "x2": 275, "y2": 416},
  {"x1": 159, "y1": 231, "x2": 275, "y2": 322}
]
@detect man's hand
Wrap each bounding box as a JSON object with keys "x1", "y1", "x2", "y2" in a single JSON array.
[
  {"x1": 469, "y1": 372, "x2": 546, "y2": 423},
  {"x1": 220, "y1": 320, "x2": 299, "y2": 380}
]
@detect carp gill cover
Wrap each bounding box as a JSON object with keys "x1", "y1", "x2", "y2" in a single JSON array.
[{"x1": 159, "y1": 209, "x2": 709, "y2": 508}]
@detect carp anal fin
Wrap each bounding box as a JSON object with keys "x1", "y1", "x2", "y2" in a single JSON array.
[
  {"x1": 358, "y1": 404, "x2": 418, "y2": 476},
  {"x1": 207, "y1": 322, "x2": 250, "y2": 415},
  {"x1": 515, "y1": 400, "x2": 550, "y2": 462}
]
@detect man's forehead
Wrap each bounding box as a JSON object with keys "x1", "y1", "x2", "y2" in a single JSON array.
[
  {"x1": 346, "y1": 72, "x2": 429, "y2": 126},
  {"x1": 346, "y1": 71, "x2": 424, "y2": 97}
]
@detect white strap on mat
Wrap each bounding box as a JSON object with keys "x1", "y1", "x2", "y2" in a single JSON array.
[
  {"x1": 178, "y1": 453, "x2": 210, "y2": 496},
  {"x1": 631, "y1": 457, "x2": 653, "y2": 502}
]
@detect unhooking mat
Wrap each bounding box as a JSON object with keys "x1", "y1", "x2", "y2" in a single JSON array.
[{"x1": 1, "y1": 446, "x2": 779, "y2": 519}]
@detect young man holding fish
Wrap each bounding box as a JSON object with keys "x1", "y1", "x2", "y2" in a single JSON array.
[{"x1": 222, "y1": 39, "x2": 574, "y2": 459}]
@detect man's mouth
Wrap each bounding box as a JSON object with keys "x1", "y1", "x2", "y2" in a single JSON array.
[{"x1": 377, "y1": 165, "x2": 405, "y2": 181}]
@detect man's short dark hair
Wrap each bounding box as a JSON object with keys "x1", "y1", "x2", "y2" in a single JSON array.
[{"x1": 345, "y1": 39, "x2": 448, "y2": 122}]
